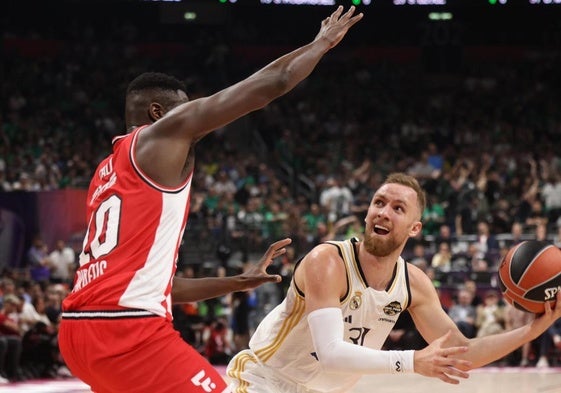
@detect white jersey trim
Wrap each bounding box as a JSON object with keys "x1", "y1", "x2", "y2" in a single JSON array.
[{"x1": 61, "y1": 310, "x2": 156, "y2": 319}]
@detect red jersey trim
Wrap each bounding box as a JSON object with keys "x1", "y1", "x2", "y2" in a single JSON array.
[{"x1": 129, "y1": 126, "x2": 193, "y2": 193}]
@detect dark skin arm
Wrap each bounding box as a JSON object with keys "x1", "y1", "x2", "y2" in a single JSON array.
[
  {"x1": 135, "y1": 6, "x2": 363, "y2": 188},
  {"x1": 171, "y1": 238, "x2": 291, "y2": 303}
]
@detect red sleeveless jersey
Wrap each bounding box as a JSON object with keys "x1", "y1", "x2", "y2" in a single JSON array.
[{"x1": 62, "y1": 126, "x2": 192, "y2": 321}]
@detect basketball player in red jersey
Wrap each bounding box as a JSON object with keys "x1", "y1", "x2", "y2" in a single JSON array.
[{"x1": 58, "y1": 6, "x2": 363, "y2": 393}]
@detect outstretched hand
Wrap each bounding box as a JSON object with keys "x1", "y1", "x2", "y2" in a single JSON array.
[
  {"x1": 315, "y1": 6, "x2": 363, "y2": 50},
  {"x1": 238, "y1": 238, "x2": 292, "y2": 290},
  {"x1": 530, "y1": 291, "x2": 561, "y2": 337},
  {"x1": 414, "y1": 330, "x2": 472, "y2": 385}
]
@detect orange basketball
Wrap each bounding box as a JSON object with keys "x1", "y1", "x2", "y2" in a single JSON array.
[{"x1": 498, "y1": 240, "x2": 561, "y2": 314}]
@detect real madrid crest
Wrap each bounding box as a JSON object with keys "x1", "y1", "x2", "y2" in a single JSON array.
[
  {"x1": 383, "y1": 301, "x2": 402, "y2": 316},
  {"x1": 350, "y1": 291, "x2": 363, "y2": 310}
]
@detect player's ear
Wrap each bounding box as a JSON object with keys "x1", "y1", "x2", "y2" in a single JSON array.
[
  {"x1": 409, "y1": 221, "x2": 422, "y2": 237},
  {"x1": 148, "y1": 102, "x2": 164, "y2": 122}
]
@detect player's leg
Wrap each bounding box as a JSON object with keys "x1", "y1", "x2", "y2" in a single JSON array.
[
  {"x1": 99, "y1": 317, "x2": 229, "y2": 392},
  {"x1": 61, "y1": 316, "x2": 230, "y2": 393}
]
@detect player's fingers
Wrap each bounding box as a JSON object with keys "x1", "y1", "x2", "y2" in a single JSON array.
[
  {"x1": 329, "y1": 5, "x2": 344, "y2": 21},
  {"x1": 552, "y1": 291, "x2": 561, "y2": 307},
  {"x1": 272, "y1": 248, "x2": 287, "y2": 257},
  {"x1": 340, "y1": 5, "x2": 356, "y2": 20},
  {"x1": 441, "y1": 365, "x2": 470, "y2": 379},
  {"x1": 266, "y1": 238, "x2": 292, "y2": 256},
  {"x1": 434, "y1": 355, "x2": 472, "y2": 371},
  {"x1": 440, "y1": 345, "x2": 469, "y2": 357},
  {"x1": 263, "y1": 274, "x2": 281, "y2": 283},
  {"x1": 438, "y1": 372, "x2": 461, "y2": 385},
  {"x1": 544, "y1": 299, "x2": 552, "y2": 314},
  {"x1": 347, "y1": 12, "x2": 364, "y2": 27}
]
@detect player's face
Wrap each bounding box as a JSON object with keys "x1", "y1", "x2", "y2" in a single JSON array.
[{"x1": 363, "y1": 183, "x2": 422, "y2": 257}]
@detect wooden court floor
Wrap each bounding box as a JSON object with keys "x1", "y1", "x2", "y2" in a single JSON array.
[{"x1": 1, "y1": 367, "x2": 560, "y2": 392}]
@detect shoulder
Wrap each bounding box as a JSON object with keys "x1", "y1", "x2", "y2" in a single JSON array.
[
  {"x1": 295, "y1": 243, "x2": 347, "y2": 291},
  {"x1": 301, "y1": 243, "x2": 344, "y2": 271}
]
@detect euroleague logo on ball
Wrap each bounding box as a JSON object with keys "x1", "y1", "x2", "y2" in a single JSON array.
[{"x1": 545, "y1": 286, "x2": 561, "y2": 301}]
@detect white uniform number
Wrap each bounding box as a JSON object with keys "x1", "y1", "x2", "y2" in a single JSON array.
[{"x1": 79, "y1": 195, "x2": 122, "y2": 266}]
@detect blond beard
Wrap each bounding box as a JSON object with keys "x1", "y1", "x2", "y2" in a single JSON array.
[{"x1": 363, "y1": 233, "x2": 401, "y2": 257}]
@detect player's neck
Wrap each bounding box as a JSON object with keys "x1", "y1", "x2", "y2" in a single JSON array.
[{"x1": 357, "y1": 242, "x2": 400, "y2": 291}]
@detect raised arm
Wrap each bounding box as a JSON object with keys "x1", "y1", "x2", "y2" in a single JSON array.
[
  {"x1": 164, "y1": 6, "x2": 362, "y2": 142},
  {"x1": 171, "y1": 238, "x2": 291, "y2": 303},
  {"x1": 136, "y1": 6, "x2": 362, "y2": 186}
]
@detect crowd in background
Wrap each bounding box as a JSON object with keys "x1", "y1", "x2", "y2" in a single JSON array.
[{"x1": 2, "y1": 2, "x2": 561, "y2": 383}]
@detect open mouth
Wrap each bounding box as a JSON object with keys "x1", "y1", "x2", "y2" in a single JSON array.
[{"x1": 374, "y1": 225, "x2": 390, "y2": 235}]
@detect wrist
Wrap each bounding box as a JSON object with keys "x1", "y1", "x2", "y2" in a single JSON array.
[
  {"x1": 312, "y1": 36, "x2": 333, "y2": 54},
  {"x1": 391, "y1": 350, "x2": 415, "y2": 374}
]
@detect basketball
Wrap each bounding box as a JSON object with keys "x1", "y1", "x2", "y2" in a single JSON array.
[{"x1": 498, "y1": 240, "x2": 561, "y2": 314}]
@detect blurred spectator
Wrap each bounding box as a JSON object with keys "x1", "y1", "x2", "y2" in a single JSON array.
[
  {"x1": 475, "y1": 290, "x2": 505, "y2": 338},
  {"x1": 431, "y1": 242, "x2": 452, "y2": 273},
  {"x1": 455, "y1": 192, "x2": 485, "y2": 236},
  {"x1": 263, "y1": 201, "x2": 288, "y2": 241},
  {"x1": 463, "y1": 279, "x2": 482, "y2": 308},
  {"x1": 301, "y1": 203, "x2": 326, "y2": 244},
  {"x1": 203, "y1": 318, "x2": 233, "y2": 365},
  {"x1": 434, "y1": 224, "x2": 455, "y2": 250},
  {"x1": 422, "y1": 194, "x2": 446, "y2": 237},
  {"x1": 319, "y1": 176, "x2": 353, "y2": 224},
  {"x1": 0, "y1": 294, "x2": 23, "y2": 381},
  {"x1": 407, "y1": 150, "x2": 437, "y2": 181},
  {"x1": 408, "y1": 243, "x2": 429, "y2": 271},
  {"x1": 505, "y1": 221, "x2": 525, "y2": 248},
  {"x1": 540, "y1": 172, "x2": 561, "y2": 226},
  {"x1": 534, "y1": 222, "x2": 549, "y2": 242},
  {"x1": 48, "y1": 240, "x2": 75, "y2": 285},
  {"x1": 26, "y1": 237, "x2": 51, "y2": 284},
  {"x1": 447, "y1": 288, "x2": 476, "y2": 338},
  {"x1": 475, "y1": 220, "x2": 500, "y2": 265}
]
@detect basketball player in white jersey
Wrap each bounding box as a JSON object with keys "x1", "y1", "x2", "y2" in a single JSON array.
[
  {"x1": 58, "y1": 6, "x2": 363, "y2": 393},
  {"x1": 227, "y1": 173, "x2": 561, "y2": 393}
]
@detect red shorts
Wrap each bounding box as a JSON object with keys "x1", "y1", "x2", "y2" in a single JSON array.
[{"x1": 59, "y1": 311, "x2": 229, "y2": 393}]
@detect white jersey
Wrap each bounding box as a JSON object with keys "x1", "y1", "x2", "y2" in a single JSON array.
[{"x1": 241, "y1": 238, "x2": 412, "y2": 393}]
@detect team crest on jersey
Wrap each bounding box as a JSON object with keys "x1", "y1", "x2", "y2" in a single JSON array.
[
  {"x1": 350, "y1": 292, "x2": 363, "y2": 310},
  {"x1": 383, "y1": 301, "x2": 402, "y2": 316}
]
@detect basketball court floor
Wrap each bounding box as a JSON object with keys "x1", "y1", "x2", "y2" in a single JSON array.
[{"x1": 1, "y1": 367, "x2": 560, "y2": 393}]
